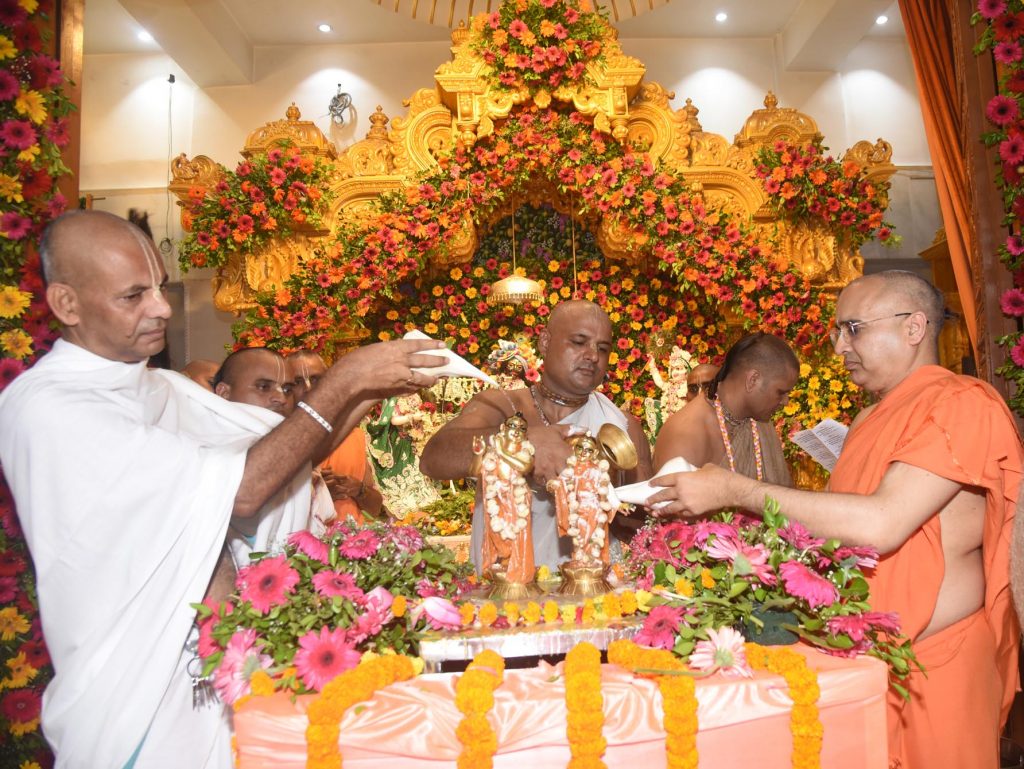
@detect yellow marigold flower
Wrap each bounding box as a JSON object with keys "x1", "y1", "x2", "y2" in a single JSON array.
[
  {"x1": 249, "y1": 669, "x2": 275, "y2": 697},
  {"x1": 674, "y1": 578, "x2": 694, "y2": 597},
  {"x1": 450, "y1": 267, "x2": 463, "y2": 280},
  {"x1": 635, "y1": 589, "x2": 654, "y2": 611},
  {"x1": 808, "y1": 376, "x2": 821, "y2": 390},
  {"x1": 479, "y1": 318, "x2": 490, "y2": 330},
  {"x1": 783, "y1": 402, "x2": 800, "y2": 416},
  {"x1": 5, "y1": 652, "x2": 36, "y2": 688},
  {"x1": 0, "y1": 607, "x2": 29, "y2": 641},
  {"x1": 547, "y1": 259, "x2": 560, "y2": 272},
  {"x1": 458, "y1": 602, "x2": 475, "y2": 626},
  {"x1": 15, "y1": 90, "x2": 47, "y2": 125},
  {"x1": 424, "y1": 322, "x2": 438, "y2": 335},
  {"x1": 20, "y1": 760, "x2": 43, "y2": 769},
  {"x1": 619, "y1": 591, "x2": 638, "y2": 615},
  {"x1": 0, "y1": 285, "x2": 31, "y2": 319},
  {"x1": 543, "y1": 600, "x2": 560, "y2": 624},
  {"x1": 478, "y1": 602, "x2": 498, "y2": 627},
  {"x1": 701, "y1": 568, "x2": 716, "y2": 589},
  {"x1": 559, "y1": 604, "x2": 577, "y2": 625},
  {"x1": 0, "y1": 35, "x2": 15, "y2": 61},
  {"x1": 503, "y1": 602, "x2": 520, "y2": 626},
  {"x1": 0, "y1": 329, "x2": 33, "y2": 359},
  {"x1": 0, "y1": 173, "x2": 23, "y2": 203},
  {"x1": 10, "y1": 718, "x2": 39, "y2": 737},
  {"x1": 360, "y1": 650, "x2": 379, "y2": 663},
  {"x1": 522, "y1": 601, "x2": 542, "y2": 625},
  {"x1": 602, "y1": 593, "x2": 622, "y2": 619},
  {"x1": 536, "y1": 564, "x2": 551, "y2": 582},
  {"x1": 830, "y1": 378, "x2": 844, "y2": 392},
  {"x1": 19, "y1": 0, "x2": 39, "y2": 11},
  {"x1": 385, "y1": 310, "x2": 399, "y2": 321},
  {"x1": 800, "y1": 362, "x2": 812, "y2": 377},
  {"x1": 465, "y1": 287, "x2": 477, "y2": 299},
  {"x1": 392, "y1": 595, "x2": 407, "y2": 618},
  {"x1": 581, "y1": 599, "x2": 596, "y2": 623},
  {"x1": 432, "y1": 285, "x2": 444, "y2": 297},
  {"x1": 410, "y1": 656, "x2": 425, "y2": 675}
]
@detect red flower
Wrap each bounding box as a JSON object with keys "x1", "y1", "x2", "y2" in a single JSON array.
[
  {"x1": 1, "y1": 688, "x2": 41, "y2": 724},
  {"x1": 0, "y1": 120, "x2": 38, "y2": 150}
]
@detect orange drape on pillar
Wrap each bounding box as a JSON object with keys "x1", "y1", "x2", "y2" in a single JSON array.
[{"x1": 898, "y1": 0, "x2": 980, "y2": 357}]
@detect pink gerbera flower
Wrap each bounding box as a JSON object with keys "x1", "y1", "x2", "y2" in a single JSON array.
[
  {"x1": 779, "y1": 521, "x2": 826, "y2": 552},
  {"x1": 1008, "y1": 234, "x2": 1024, "y2": 256},
  {"x1": 995, "y1": 41, "x2": 1023, "y2": 64},
  {"x1": 213, "y1": 628, "x2": 272, "y2": 704},
  {"x1": 832, "y1": 545, "x2": 879, "y2": 570},
  {"x1": 339, "y1": 529, "x2": 381, "y2": 559},
  {"x1": 288, "y1": 530, "x2": 329, "y2": 562},
  {"x1": 705, "y1": 535, "x2": 775, "y2": 584},
  {"x1": 1, "y1": 212, "x2": 32, "y2": 240},
  {"x1": 689, "y1": 626, "x2": 752, "y2": 678},
  {"x1": 0, "y1": 120, "x2": 37, "y2": 150},
  {"x1": 238, "y1": 555, "x2": 300, "y2": 614},
  {"x1": 294, "y1": 626, "x2": 361, "y2": 692},
  {"x1": 0, "y1": 576, "x2": 16, "y2": 603},
  {"x1": 1002, "y1": 288, "x2": 1024, "y2": 317},
  {"x1": 0, "y1": 71, "x2": 18, "y2": 101},
  {"x1": 634, "y1": 605, "x2": 685, "y2": 651},
  {"x1": 0, "y1": 358, "x2": 26, "y2": 388},
  {"x1": 1012, "y1": 337, "x2": 1024, "y2": 367},
  {"x1": 999, "y1": 134, "x2": 1024, "y2": 165},
  {"x1": 778, "y1": 561, "x2": 839, "y2": 609},
  {"x1": 311, "y1": 570, "x2": 363, "y2": 601},
  {"x1": 978, "y1": 0, "x2": 1008, "y2": 19}
]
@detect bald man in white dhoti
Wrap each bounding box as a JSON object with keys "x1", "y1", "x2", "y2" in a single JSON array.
[{"x1": 0, "y1": 210, "x2": 445, "y2": 769}]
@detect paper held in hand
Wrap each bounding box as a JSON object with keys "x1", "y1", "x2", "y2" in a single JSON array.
[
  {"x1": 612, "y1": 456, "x2": 697, "y2": 509},
  {"x1": 790, "y1": 418, "x2": 849, "y2": 472},
  {"x1": 403, "y1": 329, "x2": 500, "y2": 387}
]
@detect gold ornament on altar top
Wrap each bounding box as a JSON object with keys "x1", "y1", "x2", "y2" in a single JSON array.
[{"x1": 487, "y1": 201, "x2": 543, "y2": 306}]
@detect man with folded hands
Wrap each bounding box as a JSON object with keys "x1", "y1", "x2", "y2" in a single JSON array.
[
  {"x1": 420, "y1": 299, "x2": 652, "y2": 575},
  {"x1": 650, "y1": 271, "x2": 1023, "y2": 769},
  {"x1": 0, "y1": 209, "x2": 445, "y2": 769}
]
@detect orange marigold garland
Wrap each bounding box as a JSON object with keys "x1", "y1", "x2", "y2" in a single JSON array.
[
  {"x1": 305, "y1": 654, "x2": 415, "y2": 769},
  {"x1": 564, "y1": 642, "x2": 607, "y2": 769},
  {"x1": 746, "y1": 644, "x2": 823, "y2": 769},
  {"x1": 607, "y1": 639, "x2": 698, "y2": 769},
  {"x1": 455, "y1": 649, "x2": 506, "y2": 769}
]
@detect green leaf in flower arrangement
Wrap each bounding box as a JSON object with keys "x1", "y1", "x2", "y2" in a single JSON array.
[{"x1": 673, "y1": 638, "x2": 695, "y2": 658}]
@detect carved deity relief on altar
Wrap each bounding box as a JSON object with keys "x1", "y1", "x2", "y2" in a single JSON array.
[{"x1": 170, "y1": 20, "x2": 896, "y2": 315}]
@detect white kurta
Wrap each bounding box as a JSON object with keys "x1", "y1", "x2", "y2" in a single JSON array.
[
  {"x1": 0, "y1": 340, "x2": 312, "y2": 769},
  {"x1": 470, "y1": 391, "x2": 629, "y2": 571}
]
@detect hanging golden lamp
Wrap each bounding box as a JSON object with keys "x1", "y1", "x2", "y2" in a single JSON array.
[{"x1": 487, "y1": 198, "x2": 543, "y2": 306}]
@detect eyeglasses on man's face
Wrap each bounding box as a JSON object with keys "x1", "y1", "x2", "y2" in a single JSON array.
[{"x1": 829, "y1": 313, "x2": 913, "y2": 346}]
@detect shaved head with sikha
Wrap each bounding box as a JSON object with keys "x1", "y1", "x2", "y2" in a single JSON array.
[
  {"x1": 41, "y1": 209, "x2": 171, "y2": 364},
  {"x1": 538, "y1": 300, "x2": 614, "y2": 398}
]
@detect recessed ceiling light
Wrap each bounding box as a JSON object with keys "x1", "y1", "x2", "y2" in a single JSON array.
[
  {"x1": 137, "y1": 30, "x2": 153, "y2": 42},
  {"x1": 876, "y1": 14, "x2": 889, "y2": 25},
  {"x1": 715, "y1": 11, "x2": 728, "y2": 22},
  {"x1": 317, "y1": 23, "x2": 332, "y2": 33}
]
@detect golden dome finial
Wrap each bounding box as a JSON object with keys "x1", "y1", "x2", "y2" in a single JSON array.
[
  {"x1": 763, "y1": 92, "x2": 778, "y2": 110},
  {"x1": 286, "y1": 103, "x2": 301, "y2": 121}
]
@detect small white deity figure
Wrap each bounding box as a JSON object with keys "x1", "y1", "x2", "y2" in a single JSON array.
[
  {"x1": 548, "y1": 433, "x2": 619, "y2": 567},
  {"x1": 648, "y1": 345, "x2": 693, "y2": 417},
  {"x1": 474, "y1": 413, "x2": 536, "y2": 584},
  {"x1": 484, "y1": 339, "x2": 534, "y2": 391}
]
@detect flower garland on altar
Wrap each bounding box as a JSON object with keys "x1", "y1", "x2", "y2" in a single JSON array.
[
  {"x1": 745, "y1": 644, "x2": 823, "y2": 769},
  {"x1": 564, "y1": 642, "x2": 607, "y2": 769},
  {"x1": 177, "y1": 144, "x2": 335, "y2": 272},
  {"x1": 456, "y1": 589, "x2": 643, "y2": 630},
  {"x1": 974, "y1": 1, "x2": 1024, "y2": 415},
  {"x1": 454, "y1": 648, "x2": 505, "y2": 769},
  {"x1": 304, "y1": 653, "x2": 415, "y2": 769},
  {"x1": 755, "y1": 139, "x2": 899, "y2": 250},
  {"x1": 606, "y1": 639, "x2": 697, "y2": 769}
]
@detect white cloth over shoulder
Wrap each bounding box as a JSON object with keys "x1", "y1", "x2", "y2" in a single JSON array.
[
  {"x1": 0, "y1": 340, "x2": 313, "y2": 769},
  {"x1": 471, "y1": 391, "x2": 629, "y2": 572}
]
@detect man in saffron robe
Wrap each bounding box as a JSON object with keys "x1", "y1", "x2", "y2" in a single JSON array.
[
  {"x1": 0, "y1": 210, "x2": 445, "y2": 769},
  {"x1": 652, "y1": 270, "x2": 1022, "y2": 769},
  {"x1": 653, "y1": 333, "x2": 797, "y2": 485}
]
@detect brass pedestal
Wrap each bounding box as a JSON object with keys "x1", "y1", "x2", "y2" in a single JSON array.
[
  {"x1": 486, "y1": 570, "x2": 543, "y2": 600},
  {"x1": 556, "y1": 563, "x2": 613, "y2": 598}
]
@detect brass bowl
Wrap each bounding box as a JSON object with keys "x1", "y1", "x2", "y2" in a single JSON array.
[{"x1": 596, "y1": 422, "x2": 638, "y2": 471}]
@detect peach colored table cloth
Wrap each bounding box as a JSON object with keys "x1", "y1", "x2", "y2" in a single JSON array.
[{"x1": 234, "y1": 645, "x2": 888, "y2": 768}]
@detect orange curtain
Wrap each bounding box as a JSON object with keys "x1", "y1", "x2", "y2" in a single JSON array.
[{"x1": 898, "y1": 0, "x2": 979, "y2": 356}]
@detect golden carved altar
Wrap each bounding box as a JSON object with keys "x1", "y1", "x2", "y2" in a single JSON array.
[{"x1": 169, "y1": 22, "x2": 895, "y2": 316}]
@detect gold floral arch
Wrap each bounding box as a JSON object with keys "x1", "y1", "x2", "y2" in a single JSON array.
[{"x1": 169, "y1": 23, "x2": 895, "y2": 315}]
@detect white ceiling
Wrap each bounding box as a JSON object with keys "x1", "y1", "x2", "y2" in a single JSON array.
[{"x1": 84, "y1": 0, "x2": 905, "y2": 87}]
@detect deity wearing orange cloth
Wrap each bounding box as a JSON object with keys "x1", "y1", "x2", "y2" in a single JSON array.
[
  {"x1": 650, "y1": 271, "x2": 1023, "y2": 769},
  {"x1": 476, "y1": 414, "x2": 536, "y2": 584},
  {"x1": 548, "y1": 433, "x2": 618, "y2": 566}
]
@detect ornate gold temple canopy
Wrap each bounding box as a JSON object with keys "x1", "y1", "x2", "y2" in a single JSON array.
[{"x1": 170, "y1": 22, "x2": 895, "y2": 315}]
